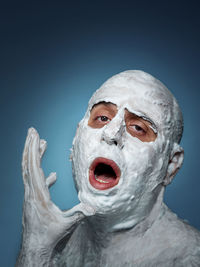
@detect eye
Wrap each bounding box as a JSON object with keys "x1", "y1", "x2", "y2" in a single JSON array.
[
  {"x1": 97, "y1": 116, "x2": 110, "y2": 122},
  {"x1": 132, "y1": 125, "x2": 145, "y2": 133},
  {"x1": 128, "y1": 124, "x2": 146, "y2": 136}
]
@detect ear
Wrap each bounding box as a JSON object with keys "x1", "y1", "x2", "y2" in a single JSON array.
[{"x1": 163, "y1": 143, "x2": 184, "y2": 186}]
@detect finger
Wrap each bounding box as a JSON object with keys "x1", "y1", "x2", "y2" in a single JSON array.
[
  {"x1": 40, "y1": 139, "x2": 47, "y2": 158},
  {"x1": 22, "y1": 127, "x2": 36, "y2": 183},
  {"x1": 46, "y1": 172, "x2": 57, "y2": 188},
  {"x1": 28, "y1": 128, "x2": 50, "y2": 202}
]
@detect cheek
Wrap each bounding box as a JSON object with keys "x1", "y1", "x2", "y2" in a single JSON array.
[
  {"x1": 79, "y1": 126, "x2": 103, "y2": 158},
  {"x1": 122, "y1": 135, "x2": 160, "y2": 185},
  {"x1": 72, "y1": 123, "x2": 103, "y2": 181},
  {"x1": 123, "y1": 135, "x2": 155, "y2": 164},
  {"x1": 77, "y1": 123, "x2": 101, "y2": 150}
]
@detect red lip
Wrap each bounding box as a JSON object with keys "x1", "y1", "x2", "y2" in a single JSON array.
[{"x1": 89, "y1": 157, "x2": 121, "y2": 190}]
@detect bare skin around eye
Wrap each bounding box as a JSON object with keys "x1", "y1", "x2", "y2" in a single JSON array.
[
  {"x1": 88, "y1": 102, "x2": 157, "y2": 142},
  {"x1": 88, "y1": 102, "x2": 117, "y2": 128},
  {"x1": 124, "y1": 109, "x2": 157, "y2": 142}
]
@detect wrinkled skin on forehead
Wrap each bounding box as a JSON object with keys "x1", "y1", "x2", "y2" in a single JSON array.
[{"x1": 71, "y1": 70, "x2": 184, "y2": 231}]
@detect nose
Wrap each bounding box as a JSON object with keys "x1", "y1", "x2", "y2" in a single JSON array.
[{"x1": 101, "y1": 113, "x2": 125, "y2": 148}]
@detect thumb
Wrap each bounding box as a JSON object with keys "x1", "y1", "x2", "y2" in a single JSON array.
[{"x1": 63, "y1": 203, "x2": 96, "y2": 219}]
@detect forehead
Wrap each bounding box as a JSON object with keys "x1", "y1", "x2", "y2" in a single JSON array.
[{"x1": 88, "y1": 80, "x2": 173, "y2": 130}]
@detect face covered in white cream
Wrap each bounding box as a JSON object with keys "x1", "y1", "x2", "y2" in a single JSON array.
[{"x1": 71, "y1": 70, "x2": 184, "y2": 229}]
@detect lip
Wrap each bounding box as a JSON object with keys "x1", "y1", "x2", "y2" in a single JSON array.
[{"x1": 89, "y1": 157, "x2": 121, "y2": 190}]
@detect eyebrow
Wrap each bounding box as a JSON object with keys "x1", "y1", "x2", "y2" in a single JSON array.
[
  {"x1": 138, "y1": 114, "x2": 158, "y2": 134},
  {"x1": 141, "y1": 116, "x2": 157, "y2": 133},
  {"x1": 91, "y1": 101, "x2": 117, "y2": 110}
]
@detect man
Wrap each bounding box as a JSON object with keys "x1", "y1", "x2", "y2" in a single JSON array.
[{"x1": 16, "y1": 70, "x2": 200, "y2": 267}]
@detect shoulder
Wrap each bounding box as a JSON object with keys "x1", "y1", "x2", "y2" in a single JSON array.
[
  {"x1": 107, "y1": 207, "x2": 200, "y2": 266},
  {"x1": 154, "y1": 204, "x2": 200, "y2": 265},
  {"x1": 161, "y1": 204, "x2": 200, "y2": 244}
]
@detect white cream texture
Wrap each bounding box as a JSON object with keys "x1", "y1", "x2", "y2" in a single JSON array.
[{"x1": 71, "y1": 70, "x2": 184, "y2": 231}]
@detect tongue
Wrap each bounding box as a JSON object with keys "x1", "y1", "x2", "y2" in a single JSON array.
[{"x1": 96, "y1": 174, "x2": 115, "y2": 182}]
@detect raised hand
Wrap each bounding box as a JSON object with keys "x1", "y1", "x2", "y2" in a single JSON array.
[{"x1": 16, "y1": 128, "x2": 95, "y2": 266}]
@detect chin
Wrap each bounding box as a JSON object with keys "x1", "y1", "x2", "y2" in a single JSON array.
[{"x1": 78, "y1": 190, "x2": 120, "y2": 215}]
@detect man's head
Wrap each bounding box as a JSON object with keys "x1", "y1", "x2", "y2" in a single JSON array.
[{"x1": 71, "y1": 70, "x2": 184, "y2": 228}]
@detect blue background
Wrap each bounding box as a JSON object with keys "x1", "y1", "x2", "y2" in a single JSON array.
[{"x1": 1, "y1": 1, "x2": 200, "y2": 266}]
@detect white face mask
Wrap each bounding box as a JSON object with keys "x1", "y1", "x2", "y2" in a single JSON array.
[{"x1": 71, "y1": 70, "x2": 183, "y2": 230}]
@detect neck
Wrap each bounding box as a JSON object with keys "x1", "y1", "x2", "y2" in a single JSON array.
[{"x1": 86, "y1": 186, "x2": 165, "y2": 238}]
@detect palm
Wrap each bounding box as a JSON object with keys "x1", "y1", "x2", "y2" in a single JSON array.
[{"x1": 21, "y1": 127, "x2": 94, "y2": 248}]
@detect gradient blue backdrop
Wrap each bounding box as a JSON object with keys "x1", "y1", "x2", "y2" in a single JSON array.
[{"x1": 1, "y1": 1, "x2": 200, "y2": 266}]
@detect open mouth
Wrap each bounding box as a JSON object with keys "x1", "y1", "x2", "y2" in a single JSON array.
[{"x1": 89, "y1": 157, "x2": 121, "y2": 190}]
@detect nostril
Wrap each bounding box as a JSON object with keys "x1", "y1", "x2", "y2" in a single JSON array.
[{"x1": 101, "y1": 137, "x2": 118, "y2": 146}]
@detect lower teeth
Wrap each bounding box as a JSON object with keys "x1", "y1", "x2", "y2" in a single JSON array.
[{"x1": 95, "y1": 177, "x2": 109, "y2": 183}]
